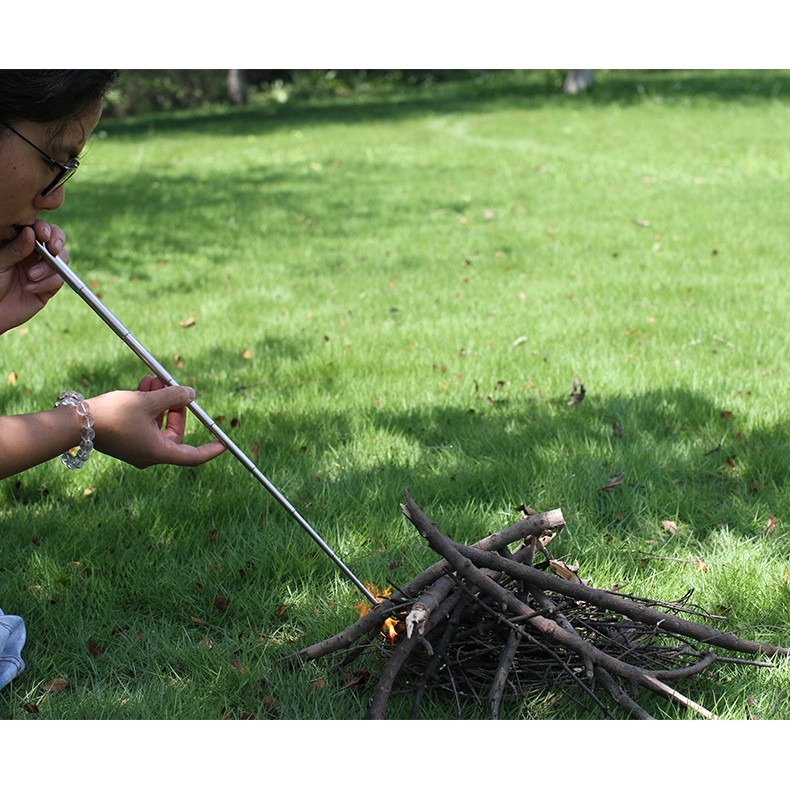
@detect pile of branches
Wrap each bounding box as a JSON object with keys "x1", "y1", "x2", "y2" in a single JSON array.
[{"x1": 289, "y1": 491, "x2": 788, "y2": 720}]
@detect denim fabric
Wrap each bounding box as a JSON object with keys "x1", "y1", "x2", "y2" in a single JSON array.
[{"x1": 0, "y1": 608, "x2": 26, "y2": 689}]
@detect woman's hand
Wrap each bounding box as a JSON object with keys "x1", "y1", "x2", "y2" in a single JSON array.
[
  {"x1": 87, "y1": 376, "x2": 226, "y2": 468},
  {"x1": 0, "y1": 222, "x2": 67, "y2": 334}
]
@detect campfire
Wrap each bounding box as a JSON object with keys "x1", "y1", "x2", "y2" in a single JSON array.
[
  {"x1": 353, "y1": 585, "x2": 401, "y2": 645},
  {"x1": 289, "y1": 491, "x2": 788, "y2": 720}
]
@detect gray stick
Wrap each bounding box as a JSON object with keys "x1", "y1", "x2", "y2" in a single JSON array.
[{"x1": 36, "y1": 240, "x2": 377, "y2": 605}]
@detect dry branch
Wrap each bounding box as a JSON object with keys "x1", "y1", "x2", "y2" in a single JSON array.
[{"x1": 288, "y1": 491, "x2": 788, "y2": 720}]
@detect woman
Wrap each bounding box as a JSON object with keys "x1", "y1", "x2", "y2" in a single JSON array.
[{"x1": 0, "y1": 71, "x2": 225, "y2": 687}]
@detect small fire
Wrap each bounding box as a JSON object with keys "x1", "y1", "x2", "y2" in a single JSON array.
[{"x1": 355, "y1": 583, "x2": 401, "y2": 645}]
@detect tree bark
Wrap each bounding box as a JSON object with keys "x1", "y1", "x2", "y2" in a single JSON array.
[{"x1": 228, "y1": 69, "x2": 248, "y2": 105}]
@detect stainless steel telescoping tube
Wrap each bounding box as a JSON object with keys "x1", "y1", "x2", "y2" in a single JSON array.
[{"x1": 36, "y1": 240, "x2": 377, "y2": 606}]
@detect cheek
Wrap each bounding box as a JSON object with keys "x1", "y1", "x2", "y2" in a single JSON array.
[
  {"x1": 0, "y1": 158, "x2": 40, "y2": 207},
  {"x1": 0, "y1": 161, "x2": 38, "y2": 220}
]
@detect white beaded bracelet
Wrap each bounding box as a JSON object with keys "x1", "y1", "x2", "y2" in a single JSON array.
[{"x1": 55, "y1": 390, "x2": 95, "y2": 470}]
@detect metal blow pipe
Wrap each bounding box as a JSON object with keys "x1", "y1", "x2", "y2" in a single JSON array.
[{"x1": 35, "y1": 240, "x2": 377, "y2": 606}]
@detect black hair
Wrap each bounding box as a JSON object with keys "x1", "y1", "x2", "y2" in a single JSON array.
[{"x1": 0, "y1": 70, "x2": 119, "y2": 125}]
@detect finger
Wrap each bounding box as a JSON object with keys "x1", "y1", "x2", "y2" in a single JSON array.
[
  {"x1": 156, "y1": 437, "x2": 227, "y2": 467},
  {"x1": 147, "y1": 376, "x2": 169, "y2": 392},
  {"x1": 32, "y1": 220, "x2": 65, "y2": 257},
  {"x1": 143, "y1": 384, "x2": 196, "y2": 416},
  {"x1": 137, "y1": 377, "x2": 169, "y2": 429},
  {"x1": 160, "y1": 400, "x2": 187, "y2": 440},
  {"x1": 24, "y1": 270, "x2": 65, "y2": 296},
  {"x1": 47, "y1": 226, "x2": 67, "y2": 257},
  {"x1": 137, "y1": 375, "x2": 158, "y2": 393},
  {"x1": 0, "y1": 226, "x2": 36, "y2": 272},
  {"x1": 32, "y1": 220, "x2": 52, "y2": 244}
]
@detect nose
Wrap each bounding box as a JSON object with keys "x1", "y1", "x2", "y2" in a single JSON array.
[{"x1": 33, "y1": 184, "x2": 66, "y2": 212}]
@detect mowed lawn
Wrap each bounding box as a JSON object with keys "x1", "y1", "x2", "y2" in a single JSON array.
[{"x1": 1, "y1": 70, "x2": 788, "y2": 721}]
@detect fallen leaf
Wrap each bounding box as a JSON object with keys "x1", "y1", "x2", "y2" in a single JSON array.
[
  {"x1": 661, "y1": 520, "x2": 678, "y2": 535},
  {"x1": 548, "y1": 559, "x2": 586, "y2": 584},
  {"x1": 242, "y1": 349, "x2": 253, "y2": 359},
  {"x1": 567, "y1": 377, "x2": 586, "y2": 406},
  {"x1": 696, "y1": 560, "x2": 708, "y2": 572},
  {"x1": 179, "y1": 317, "x2": 196, "y2": 328},
  {"x1": 765, "y1": 517, "x2": 777, "y2": 533},
  {"x1": 274, "y1": 604, "x2": 288, "y2": 617},
  {"x1": 22, "y1": 702, "x2": 40, "y2": 714},
  {"x1": 214, "y1": 595, "x2": 229, "y2": 612},
  {"x1": 341, "y1": 670, "x2": 371, "y2": 689},
  {"x1": 314, "y1": 677, "x2": 325, "y2": 690},
  {"x1": 42, "y1": 678, "x2": 71, "y2": 693},
  {"x1": 601, "y1": 472, "x2": 624, "y2": 492},
  {"x1": 87, "y1": 638, "x2": 103, "y2": 657},
  {"x1": 229, "y1": 660, "x2": 244, "y2": 673},
  {"x1": 7, "y1": 371, "x2": 17, "y2": 386}
]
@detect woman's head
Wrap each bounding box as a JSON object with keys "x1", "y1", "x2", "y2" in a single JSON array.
[{"x1": 0, "y1": 70, "x2": 118, "y2": 238}]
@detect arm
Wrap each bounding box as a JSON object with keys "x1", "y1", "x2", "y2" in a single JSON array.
[
  {"x1": 0, "y1": 405, "x2": 84, "y2": 479},
  {"x1": 0, "y1": 377, "x2": 225, "y2": 480}
]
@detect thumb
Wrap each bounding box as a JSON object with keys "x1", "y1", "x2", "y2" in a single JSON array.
[{"x1": 0, "y1": 226, "x2": 35, "y2": 272}]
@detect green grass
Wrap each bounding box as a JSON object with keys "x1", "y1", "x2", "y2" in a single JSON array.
[{"x1": 1, "y1": 70, "x2": 788, "y2": 720}]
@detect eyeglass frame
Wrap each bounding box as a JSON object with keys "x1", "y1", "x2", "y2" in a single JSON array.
[{"x1": 0, "y1": 120, "x2": 80, "y2": 196}]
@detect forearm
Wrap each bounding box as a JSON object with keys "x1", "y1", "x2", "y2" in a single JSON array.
[{"x1": 0, "y1": 407, "x2": 82, "y2": 479}]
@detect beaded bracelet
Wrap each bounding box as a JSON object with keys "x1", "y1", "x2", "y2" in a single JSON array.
[{"x1": 55, "y1": 390, "x2": 95, "y2": 470}]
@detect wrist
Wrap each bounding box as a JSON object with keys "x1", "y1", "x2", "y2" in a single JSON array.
[{"x1": 55, "y1": 391, "x2": 95, "y2": 469}]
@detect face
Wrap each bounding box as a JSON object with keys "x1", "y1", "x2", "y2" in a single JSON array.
[{"x1": 0, "y1": 104, "x2": 102, "y2": 245}]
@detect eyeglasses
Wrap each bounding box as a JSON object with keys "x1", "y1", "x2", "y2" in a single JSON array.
[{"x1": 1, "y1": 120, "x2": 80, "y2": 196}]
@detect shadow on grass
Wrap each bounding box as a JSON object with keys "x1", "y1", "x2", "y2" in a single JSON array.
[
  {"x1": 7, "y1": 345, "x2": 784, "y2": 553},
  {"x1": 4, "y1": 280, "x2": 786, "y2": 537},
  {"x1": 3, "y1": 340, "x2": 786, "y2": 719}
]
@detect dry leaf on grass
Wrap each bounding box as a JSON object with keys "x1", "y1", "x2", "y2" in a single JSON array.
[
  {"x1": 567, "y1": 376, "x2": 586, "y2": 406},
  {"x1": 42, "y1": 678, "x2": 71, "y2": 693},
  {"x1": 214, "y1": 594, "x2": 229, "y2": 612},
  {"x1": 661, "y1": 520, "x2": 678, "y2": 535},
  {"x1": 601, "y1": 472, "x2": 624, "y2": 492}
]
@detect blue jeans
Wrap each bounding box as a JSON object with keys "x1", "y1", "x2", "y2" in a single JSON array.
[{"x1": 0, "y1": 609, "x2": 26, "y2": 689}]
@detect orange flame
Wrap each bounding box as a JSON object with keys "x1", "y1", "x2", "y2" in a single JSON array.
[{"x1": 355, "y1": 583, "x2": 400, "y2": 644}]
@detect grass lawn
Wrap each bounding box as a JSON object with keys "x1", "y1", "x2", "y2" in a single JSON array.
[{"x1": 1, "y1": 69, "x2": 788, "y2": 721}]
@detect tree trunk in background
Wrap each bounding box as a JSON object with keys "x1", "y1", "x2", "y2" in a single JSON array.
[
  {"x1": 228, "y1": 69, "x2": 248, "y2": 105},
  {"x1": 563, "y1": 70, "x2": 594, "y2": 95}
]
